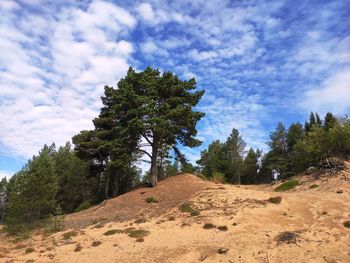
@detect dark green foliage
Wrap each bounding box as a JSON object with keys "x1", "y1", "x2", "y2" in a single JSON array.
[
  {"x1": 274, "y1": 179, "x2": 299, "y2": 192},
  {"x1": 54, "y1": 142, "x2": 93, "y2": 213},
  {"x1": 25, "y1": 247, "x2": 35, "y2": 254},
  {"x1": 0, "y1": 178, "x2": 8, "y2": 222},
  {"x1": 5, "y1": 145, "x2": 58, "y2": 234},
  {"x1": 241, "y1": 148, "x2": 261, "y2": 184}
]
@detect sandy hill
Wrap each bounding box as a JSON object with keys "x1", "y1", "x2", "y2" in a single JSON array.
[{"x1": 1, "y1": 170, "x2": 350, "y2": 263}]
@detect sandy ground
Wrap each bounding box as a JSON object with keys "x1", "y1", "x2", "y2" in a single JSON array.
[{"x1": 0, "y1": 172, "x2": 349, "y2": 263}]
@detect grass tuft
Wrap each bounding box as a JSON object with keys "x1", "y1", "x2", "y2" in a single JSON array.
[
  {"x1": 103, "y1": 229, "x2": 123, "y2": 236},
  {"x1": 25, "y1": 247, "x2": 35, "y2": 254},
  {"x1": 128, "y1": 229, "x2": 150, "y2": 238},
  {"x1": 92, "y1": 240, "x2": 102, "y2": 247},
  {"x1": 309, "y1": 184, "x2": 319, "y2": 189},
  {"x1": 275, "y1": 179, "x2": 299, "y2": 192},
  {"x1": 217, "y1": 226, "x2": 228, "y2": 231},
  {"x1": 203, "y1": 223, "x2": 216, "y2": 229},
  {"x1": 62, "y1": 231, "x2": 78, "y2": 240},
  {"x1": 146, "y1": 196, "x2": 158, "y2": 203}
]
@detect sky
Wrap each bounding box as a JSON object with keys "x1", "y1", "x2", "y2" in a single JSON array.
[{"x1": 1, "y1": 0, "x2": 350, "y2": 179}]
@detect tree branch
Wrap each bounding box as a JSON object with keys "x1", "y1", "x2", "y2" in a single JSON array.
[
  {"x1": 141, "y1": 133, "x2": 153, "y2": 146},
  {"x1": 138, "y1": 149, "x2": 152, "y2": 159}
]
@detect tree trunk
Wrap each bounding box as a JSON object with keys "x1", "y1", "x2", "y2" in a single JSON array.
[{"x1": 150, "y1": 144, "x2": 158, "y2": 187}]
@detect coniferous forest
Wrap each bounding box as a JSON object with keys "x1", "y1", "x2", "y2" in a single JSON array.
[{"x1": 1, "y1": 67, "x2": 350, "y2": 234}]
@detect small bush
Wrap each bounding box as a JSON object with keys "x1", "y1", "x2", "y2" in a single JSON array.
[
  {"x1": 92, "y1": 240, "x2": 101, "y2": 247},
  {"x1": 203, "y1": 223, "x2": 215, "y2": 229},
  {"x1": 218, "y1": 226, "x2": 228, "y2": 231},
  {"x1": 309, "y1": 184, "x2": 319, "y2": 189},
  {"x1": 128, "y1": 229, "x2": 150, "y2": 238},
  {"x1": 275, "y1": 179, "x2": 299, "y2": 192},
  {"x1": 146, "y1": 196, "x2": 158, "y2": 203},
  {"x1": 275, "y1": 231, "x2": 299, "y2": 245},
  {"x1": 232, "y1": 222, "x2": 238, "y2": 226},
  {"x1": 179, "y1": 203, "x2": 195, "y2": 213},
  {"x1": 134, "y1": 218, "x2": 146, "y2": 224},
  {"x1": 190, "y1": 210, "x2": 200, "y2": 216},
  {"x1": 212, "y1": 171, "x2": 225, "y2": 184},
  {"x1": 62, "y1": 231, "x2": 78, "y2": 240},
  {"x1": 103, "y1": 229, "x2": 122, "y2": 236},
  {"x1": 343, "y1": 221, "x2": 350, "y2": 228},
  {"x1": 268, "y1": 196, "x2": 282, "y2": 204},
  {"x1": 25, "y1": 247, "x2": 35, "y2": 254},
  {"x1": 74, "y1": 200, "x2": 92, "y2": 212},
  {"x1": 74, "y1": 244, "x2": 83, "y2": 252}
]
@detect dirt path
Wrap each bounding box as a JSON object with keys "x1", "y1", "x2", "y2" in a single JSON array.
[{"x1": 1, "y1": 174, "x2": 349, "y2": 263}]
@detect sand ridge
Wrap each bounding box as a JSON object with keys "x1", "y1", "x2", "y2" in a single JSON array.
[{"x1": 0, "y1": 172, "x2": 349, "y2": 263}]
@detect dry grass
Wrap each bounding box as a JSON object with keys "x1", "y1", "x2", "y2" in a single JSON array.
[
  {"x1": 275, "y1": 231, "x2": 300, "y2": 245},
  {"x1": 62, "y1": 230, "x2": 78, "y2": 240},
  {"x1": 203, "y1": 223, "x2": 215, "y2": 229},
  {"x1": 103, "y1": 229, "x2": 123, "y2": 236},
  {"x1": 128, "y1": 229, "x2": 150, "y2": 238},
  {"x1": 92, "y1": 240, "x2": 102, "y2": 247}
]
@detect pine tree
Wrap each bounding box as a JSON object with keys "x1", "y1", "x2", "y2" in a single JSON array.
[
  {"x1": 242, "y1": 148, "x2": 259, "y2": 184},
  {"x1": 0, "y1": 178, "x2": 8, "y2": 222},
  {"x1": 324, "y1": 112, "x2": 338, "y2": 131},
  {"x1": 115, "y1": 67, "x2": 205, "y2": 187},
  {"x1": 225, "y1": 129, "x2": 246, "y2": 184},
  {"x1": 5, "y1": 145, "x2": 58, "y2": 233}
]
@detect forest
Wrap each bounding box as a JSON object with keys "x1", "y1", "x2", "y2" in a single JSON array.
[{"x1": 1, "y1": 67, "x2": 350, "y2": 235}]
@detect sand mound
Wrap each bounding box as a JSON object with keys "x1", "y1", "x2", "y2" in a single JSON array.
[
  {"x1": 1, "y1": 172, "x2": 349, "y2": 263},
  {"x1": 65, "y1": 173, "x2": 209, "y2": 229}
]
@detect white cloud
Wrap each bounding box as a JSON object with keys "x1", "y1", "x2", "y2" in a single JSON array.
[
  {"x1": 0, "y1": 1, "x2": 136, "y2": 158},
  {"x1": 300, "y1": 69, "x2": 350, "y2": 114},
  {"x1": 137, "y1": 3, "x2": 155, "y2": 21}
]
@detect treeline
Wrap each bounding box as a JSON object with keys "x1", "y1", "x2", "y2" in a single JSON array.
[
  {"x1": 196, "y1": 112, "x2": 350, "y2": 184},
  {"x1": 0, "y1": 67, "x2": 204, "y2": 234}
]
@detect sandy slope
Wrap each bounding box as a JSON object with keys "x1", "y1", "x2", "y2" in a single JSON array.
[{"x1": 0, "y1": 172, "x2": 349, "y2": 263}]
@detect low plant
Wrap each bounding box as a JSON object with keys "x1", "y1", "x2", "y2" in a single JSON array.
[
  {"x1": 25, "y1": 247, "x2": 35, "y2": 254},
  {"x1": 92, "y1": 240, "x2": 102, "y2": 247},
  {"x1": 74, "y1": 244, "x2": 83, "y2": 252},
  {"x1": 309, "y1": 184, "x2": 319, "y2": 189},
  {"x1": 62, "y1": 230, "x2": 78, "y2": 240},
  {"x1": 103, "y1": 229, "x2": 122, "y2": 236},
  {"x1": 128, "y1": 229, "x2": 150, "y2": 238},
  {"x1": 74, "y1": 200, "x2": 92, "y2": 212},
  {"x1": 203, "y1": 223, "x2": 215, "y2": 229},
  {"x1": 145, "y1": 196, "x2": 158, "y2": 203},
  {"x1": 343, "y1": 221, "x2": 350, "y2": 228},
  {"x1": 212, "y1": 171, "x2": 225, "y2": 184},
  {"x1": 217, "y1": 226, "x2": 228, "y2": 231},
  {"x1": 268, "y1": 196, "x2": 282, "y2": 204},
  {"x1": 274, "y1": 179, "x2": 299, "y2": 192}
]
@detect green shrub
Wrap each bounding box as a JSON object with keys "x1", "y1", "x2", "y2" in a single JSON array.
[
  {"x1": 268, "y1": 196, "x2": 282, "y2": 204},
  {"x1": 212, "y1": 172, "x2": 225, "y2": 184},
  {"x1": 190, "y1": 210, "x2": 200, "y2": 216},
  {"x1": 179, "y1": 203, "x2": 194, "y2": 213},
  {"x1": 128, "y1": 229, "x2": 150, "y2": 238},
  {"x1": 74, "y1": 200, "x2": 92, "y2": 212},
  {"x1": 62, "y1": 231, "x2": 78, "y2": 240},
  {"x1": 275, "y1": 179, "x2": 299, "y2": 192},
  {"x1": 145, "y1": 196, "x2": 158, "y2": 203},
  {"x1": 309, "y1": 184, "x2": 319, "y2": 189},
  {"x1": 103, "y1": 229, "x2": 122, "y2": 236}
]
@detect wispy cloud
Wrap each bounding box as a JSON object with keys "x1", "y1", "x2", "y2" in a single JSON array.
[{"x1": 0, "y1": 0, "x2": 349, "y2": 173}]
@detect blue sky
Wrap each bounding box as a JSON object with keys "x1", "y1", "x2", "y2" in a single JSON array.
[{"x1": 1, "y1": 0, "x2": 350, "y2": 179}]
